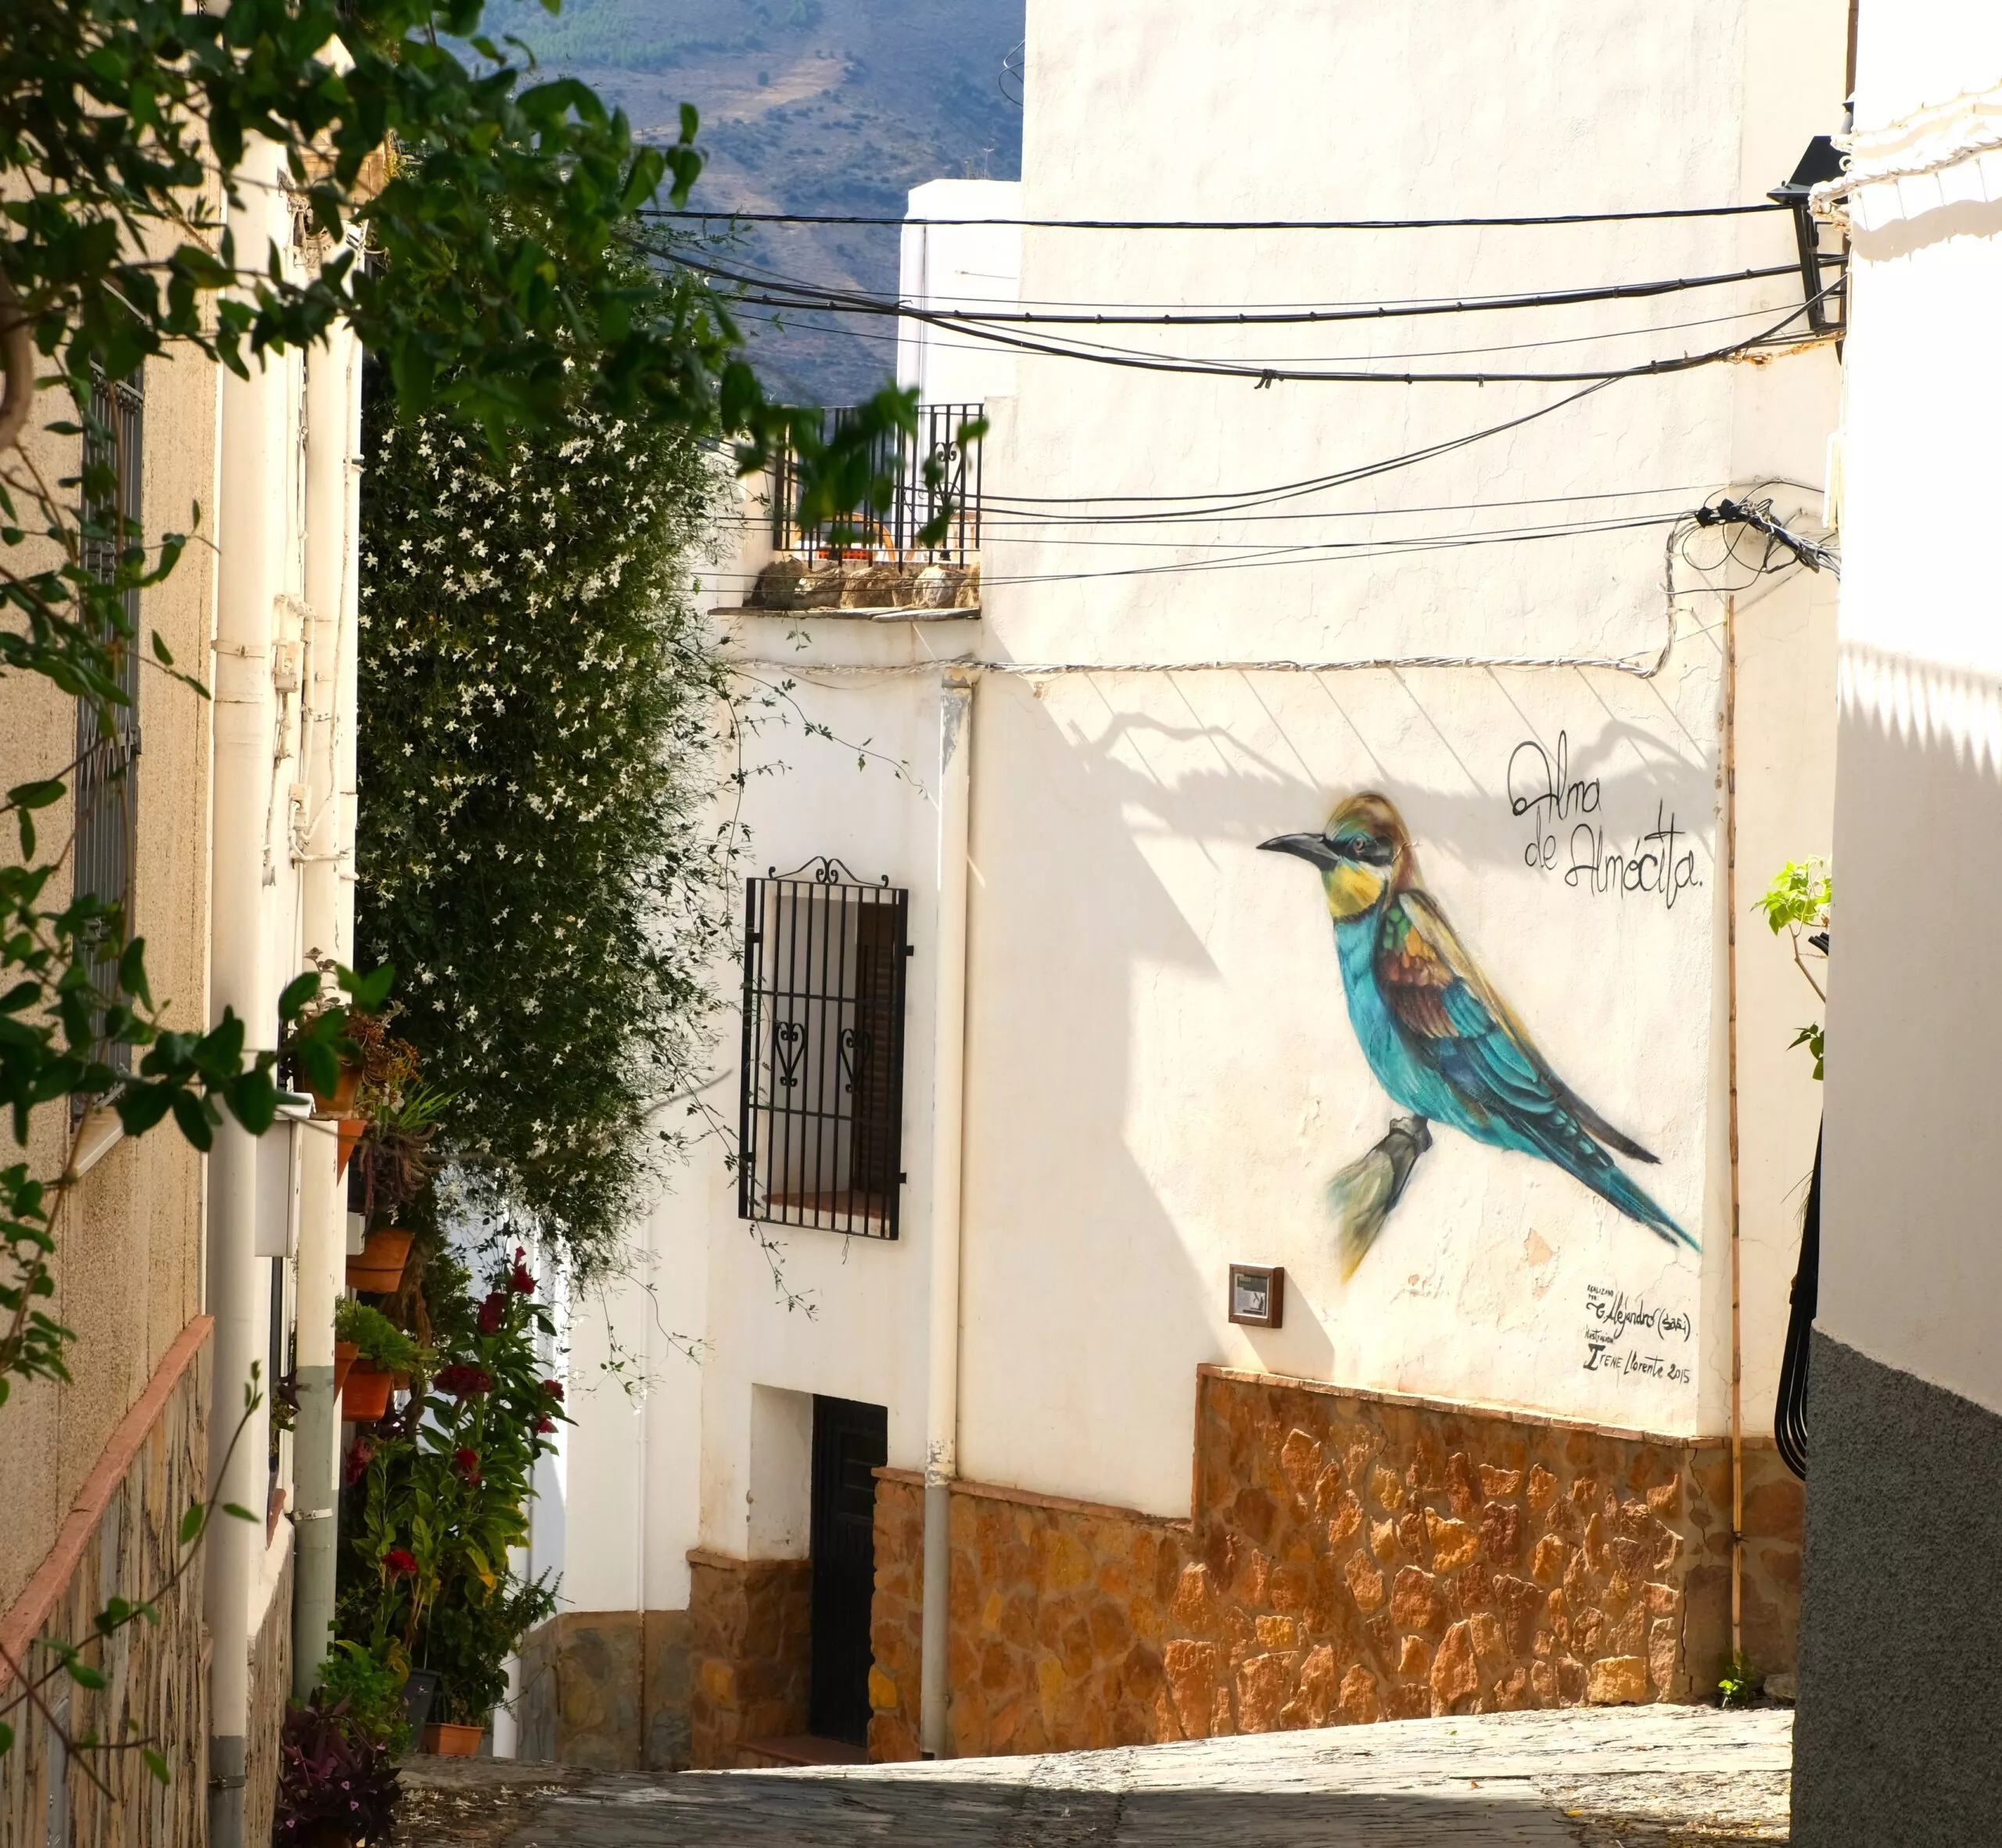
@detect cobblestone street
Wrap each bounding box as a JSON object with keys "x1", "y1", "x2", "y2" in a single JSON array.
[{"x1": 396, "y1": 1706, "x2": 1792, "y2": 1847}]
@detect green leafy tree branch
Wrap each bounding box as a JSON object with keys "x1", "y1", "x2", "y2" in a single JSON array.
[{"x1": 1755, "y1": 856, "x2": 1830, "y2": 1079}]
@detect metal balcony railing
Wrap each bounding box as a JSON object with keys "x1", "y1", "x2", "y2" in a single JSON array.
[{"x1": 770, "y1": 400, "x2": 983, "y2": 568}]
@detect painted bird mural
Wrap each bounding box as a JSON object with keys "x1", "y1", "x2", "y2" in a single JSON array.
[{"x1": 1260, "y1": 791, "x2": 1694, "y2": 1274}]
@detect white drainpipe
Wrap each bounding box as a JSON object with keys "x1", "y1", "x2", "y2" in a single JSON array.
[
  {"x1": 291, "y1": 324, "x2": 362, "y2": 1698},
  {"x1": 920, "y1": 668, "x2": 975, "y2": 1757},
  {"x1": 206, "y1": 140, "x2": 282, "y2": 1848}
]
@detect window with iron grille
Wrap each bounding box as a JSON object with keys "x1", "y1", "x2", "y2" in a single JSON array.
[
  {"x1": 74, "y1": 371, "x2": 144, "y2": 1091},
  {"x1": 738, "y1": 859, "x2": 910, "y2": 1239}
]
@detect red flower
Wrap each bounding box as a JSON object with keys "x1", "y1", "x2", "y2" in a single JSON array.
[
  {"x1": 385, "y1": 1548, "x2": 418, "y2": 1577},
  {"x1": 540, "y1": 1378, "x2": 564, "y2": 1401},
  {"x1": 452, "y1": 1447, "x2": 481, "y2": 1484},
  {"x1": 509, "y1": 1247, "x2": 536, "y2": 1295},
  {"x1": 435, "y1": 1363, "x2": 493, "y2": 1398},
  {"x1": 535, "y1": 1416, "x2": 556, "y2": 1434},
  {"x1": 477, "y1": 1290, "x2": 508, "y2": 1334},
  {"x1": 343, "y1": 1438, "x2": 372, "y2": 1485}
]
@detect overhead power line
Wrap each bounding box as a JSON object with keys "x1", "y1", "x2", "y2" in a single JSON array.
[
  {"x1": 705, "y1": 242, "x2": 1796, "y2": 317},
  {"x1": 691, "y1": 257, "x2": 1832, "y2": 385},
  {"x1": 961, "y1": 510, "x2": 1684, "y2": 584},
  {"x1": 974, "y1": 485, "x2": 1707, "y2": 535},
  {"x1": 712, "y1": 260, "x2": 1799, "y2": 328},
  {"x1": 705, "y1": 508, "x2": 1688, "y2": 592},
  {"x1": 727, "y1": 296, "x2": 1787, "y2": 379},
  {"x1": 642, "y1": 203, "x2": 1789, "y2": 230}
]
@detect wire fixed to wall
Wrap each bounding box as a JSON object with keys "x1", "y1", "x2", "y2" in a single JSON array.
[{"x1": 1694, "y1": 495, "x2": 1840, "y2": 576}]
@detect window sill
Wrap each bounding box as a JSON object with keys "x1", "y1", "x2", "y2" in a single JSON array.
[
  {"x1": 758, "y1": 1189, "x2": 895, "y2": 1235},
  {"x1": 72, "y1": 1103, "x2": 125, "y2": 1179}
]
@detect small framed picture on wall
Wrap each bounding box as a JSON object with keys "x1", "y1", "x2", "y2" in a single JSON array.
[{"x1": 1228, "y1": 1263, "x2": 1284, "y2": 1328}]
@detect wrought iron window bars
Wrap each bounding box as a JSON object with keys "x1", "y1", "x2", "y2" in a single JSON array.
[
  {"x1": 73, "y1": 370, "x2": 144, "y2": 1104},
  {"x1": 739, "y1": 858, "x2": 910, "y2": 1239}
]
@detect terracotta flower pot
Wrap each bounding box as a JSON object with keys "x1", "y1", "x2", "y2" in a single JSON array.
[
  {"x1": 346, "y1": 1226, "x2": 413, "y2": 1293},
  {"x1": 342, "y1": 1362, "x2": 393, "y2": 1423},
  {"x1": 332, "y1": 1341, "x2": 360, "y2": 1398},
  {"x1": 310, "y1": 1064, "x2": 362, "y2": 1118},
  {"x1": 335, "y1": 1117, "x2": 365, "y2": 1179},
  {"x1": 422, "y1": 1721, "x2": 484, "y2": 1757}
]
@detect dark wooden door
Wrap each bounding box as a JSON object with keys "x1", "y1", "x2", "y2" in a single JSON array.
[{"x1": 809, "y1": 1394, "x2": 888, "y2": 1745}]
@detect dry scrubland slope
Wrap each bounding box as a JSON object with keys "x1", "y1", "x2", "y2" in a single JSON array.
[{"x1": 513, "y1": 0, "x2": 1025, "y2": 404}]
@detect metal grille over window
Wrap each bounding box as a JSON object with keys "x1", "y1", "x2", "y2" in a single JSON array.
[
  {"x1": 738, "y1": 859, "x2": 910, "y2": 1239},
  {"x1": 74, "y1": 372, "x2": 144, "y2": 1091},
  {"x1": 770, "y1": 400, "x2": 982, "y2": 565}
]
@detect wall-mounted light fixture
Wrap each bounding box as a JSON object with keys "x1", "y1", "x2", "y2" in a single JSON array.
[{"x1": 1768, "y1": 136, "x2": 1849, "y2": 340}]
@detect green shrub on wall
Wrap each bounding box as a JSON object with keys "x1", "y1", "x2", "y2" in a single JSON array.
[{"x1": 357, "y1": 369, "x2": 736, "y2": 1268}]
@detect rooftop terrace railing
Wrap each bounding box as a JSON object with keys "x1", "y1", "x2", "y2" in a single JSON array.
[{"x1": 770, "y1": 400, "x2": 983, "y2": 569}]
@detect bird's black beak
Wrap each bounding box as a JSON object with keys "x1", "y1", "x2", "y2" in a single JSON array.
[{"x1": 1258, "y1": 832, "x2": 1342, "y2": 870}]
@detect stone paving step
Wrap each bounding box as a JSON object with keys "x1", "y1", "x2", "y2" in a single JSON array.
[
  {"x1": 737, "y1": 1734, "x2": 873, "y2": 1769},
  {"x1": 474, "y1": 1705, "x2": 1792, "y2": 1847}
]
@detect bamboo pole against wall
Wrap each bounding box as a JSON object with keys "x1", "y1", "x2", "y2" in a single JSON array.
[{"x1": 1724, "y1": 592, "x2": 1745, "y2": 1670}]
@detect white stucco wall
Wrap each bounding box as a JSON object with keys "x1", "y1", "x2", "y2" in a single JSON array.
[
  {"x1": 898, "y1": 179, "x2": 1023, "y2": 406},
  {"x1": 540, "y1": 0, "x2": 1850, "y2": 1597},
  {"x1": 1814, "y1": 13, "x2": 2002, "y2": 1416}
]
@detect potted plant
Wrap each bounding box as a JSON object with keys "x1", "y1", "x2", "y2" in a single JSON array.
[
  {"x1": 421, "y1": 1570, "x2": 556, "y2": 1756},
  {"x1": 335, "y1": 1301, "x2": 422, "y2": 1423},
  {"x1": 316, "y1": 1639, "x2": 418, "y2": 1756},
  {"x1": 421, "y1": 1717, "x2": 485, "y2": 1757},
  {"x1": 337, "y1": 1117, "x2": 366, "y2": 1181},
  {"x1": 352, "y1": 1071, "x2": 450, "y2": 1222},
  {"x1": 346, "y1": 1225, "x2": 415, "y2": 1294},
  {"x1": 344, "y1": 1075, "x2": 450, "y2": 1288},
  {"x1": 311, "y1": 1061, "x2": 362, "y2": 1119},
  {"x1": 335, "y1": 1245, "x2": 565, "y2": 1756},
  {"x1": 273, "y1": 1695, "x2": 400, "y2": 1845},
  {"x1": 282, "y1": 961, "x2": 398, "y2": 1143}
]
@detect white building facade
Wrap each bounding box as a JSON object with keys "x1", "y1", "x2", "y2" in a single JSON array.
[
  {"x1": 529, "y1": 0, "x2": 1849, "y2": 1769},
  {"x1": 1791, "y1": 6, "x2": 2002, "y2": 1842}
]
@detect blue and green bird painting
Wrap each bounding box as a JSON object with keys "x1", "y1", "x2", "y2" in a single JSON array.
[{"x1": 1261, "y1": 791, "x2": 1695, "y2": 1274}]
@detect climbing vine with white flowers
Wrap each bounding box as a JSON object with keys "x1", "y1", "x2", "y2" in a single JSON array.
[{"x1": 357, "y1": 382, "x2": 738, "y2": 1270}]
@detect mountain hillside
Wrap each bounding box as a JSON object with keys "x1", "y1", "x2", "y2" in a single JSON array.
[{"x1": 509, "y1": 0, "x2": 1026, "y2": 404}]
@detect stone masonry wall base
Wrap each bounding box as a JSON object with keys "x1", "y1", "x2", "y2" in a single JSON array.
[{"x1": 868, "y1": 1367, "x2": 1799, "y2": 1758}]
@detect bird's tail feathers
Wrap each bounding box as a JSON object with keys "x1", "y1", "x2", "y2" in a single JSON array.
[
  {"x1": 1328, "y1": 1115, "x2": 1432, "y2": 1277},
  {"x1": 1569, "y1": 1139, "x2": 1699, "y2": 1251}
]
